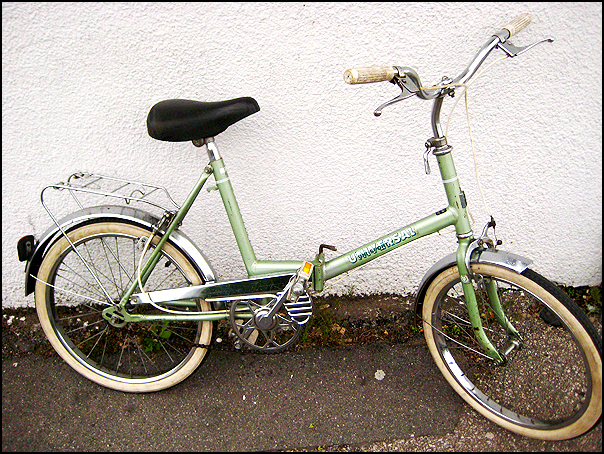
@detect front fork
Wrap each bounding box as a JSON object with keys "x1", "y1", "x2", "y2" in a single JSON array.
[
  {"x1": 434, "y1": 135, "x2": 521, "y2": 364},
  {"x1": 456, "y1": 237, "x2": 523, "y2": 364}
]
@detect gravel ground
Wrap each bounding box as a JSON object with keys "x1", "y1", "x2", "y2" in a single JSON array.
[{"x1": 3, "y1": 288, "x2": 601, "y2": 452}]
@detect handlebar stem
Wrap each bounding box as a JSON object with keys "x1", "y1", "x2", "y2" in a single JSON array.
[{"x1": 431, "y1": 96, "x2": 446, "y2": 139}]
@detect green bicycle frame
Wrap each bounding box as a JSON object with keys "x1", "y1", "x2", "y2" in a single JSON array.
[{"x1": 113, "y1": 98, "x2": 506, "y2": 362}]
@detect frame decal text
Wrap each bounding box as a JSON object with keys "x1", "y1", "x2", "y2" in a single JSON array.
[{"x1": 348, "y1": 227, "x2": 417, "y2": 264}]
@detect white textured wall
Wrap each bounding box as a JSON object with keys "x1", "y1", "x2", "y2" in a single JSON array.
[{"x1": 3, "y1": 2, "x2": 602, "y2": 308}]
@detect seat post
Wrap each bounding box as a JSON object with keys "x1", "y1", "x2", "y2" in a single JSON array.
[
  {"x1": 192, "y1": 137, "x2": 221, "y2": 162},
  {"x1": 206, "y1": 138, "x2": 221, "y2": 161}
]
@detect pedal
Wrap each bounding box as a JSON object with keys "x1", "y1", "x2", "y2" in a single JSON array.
[
  {"x1": 298, "y1": 261, "x2": 313, "y2": 280},
  {"x1": 286, "y1": 261, "x2": 313, "y2": 301},
  {"x1": 283, "y1": 261, "x2": 314, "y2": 324},
  {"x1": 284, "y1": 294, "x2": 313, "y2": 325}
]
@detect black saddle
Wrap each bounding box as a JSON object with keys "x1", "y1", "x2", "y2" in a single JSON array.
[{"x1": 147, "y1": 97, "x2": 260, "y2": 142}]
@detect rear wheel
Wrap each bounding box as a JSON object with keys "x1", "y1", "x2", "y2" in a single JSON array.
[
  {"x1": 421, "y1": 264, "x2": 602, "y2": 440},
  {"x1": 35, "y1": 221, "x2": 213, "y2": 392}
]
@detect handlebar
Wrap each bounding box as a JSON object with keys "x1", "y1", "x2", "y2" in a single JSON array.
[
  {"x1": 342, "y1": 14, "x2": 552, "y2": 139},
  {"x1": 343, "y1": 66, "x2": 396, "y2": 84},
  {"x1": 502, "y1": 13, "x2": 532, "y2": 38},
  {"x1": 344, "y1": 14, "x2": 535, "y2": 99}
]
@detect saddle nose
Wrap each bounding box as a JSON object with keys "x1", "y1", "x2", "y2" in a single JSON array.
[{"x1": 147, "y1": 97, "x2": 260, "y2": 142}]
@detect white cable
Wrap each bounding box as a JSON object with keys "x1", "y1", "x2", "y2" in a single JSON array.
[
  {"x1": 136, "y1": 234, "x2": 206, "y2": 315},
  {"x1": 422, "y1": 54, "x2": 509, "y2": 220},
  {"x1": 450, "y1": 55, "x2": 508, "y2": 218}
]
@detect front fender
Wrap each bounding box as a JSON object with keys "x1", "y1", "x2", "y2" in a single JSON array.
[
  {"x1": 24, "y1": 205, "x2": 216, "y2": 295},
  {"x1": 414, "y1": 249, "x2": 533, "y2": 318}
]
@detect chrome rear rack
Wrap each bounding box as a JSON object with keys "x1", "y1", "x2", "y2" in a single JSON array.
[
  {"x1": 42, "y1": 171, "x2": 179, "y2": 210},
  {"x1": 40, "y1": 172, "x2": 181, "y2": 228}
]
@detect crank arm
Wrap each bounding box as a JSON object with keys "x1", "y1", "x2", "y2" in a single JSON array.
[{"x1": 265, "y1": 261, "x2": 314, "y2": 320}]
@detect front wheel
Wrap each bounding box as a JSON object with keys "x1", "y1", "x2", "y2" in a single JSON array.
[
  {"x1": 35, "y1": 221, "x2": 213, "y2": 393},
  {"x1": 421, "y1": 264, "x2": 601, "y2": 440}
]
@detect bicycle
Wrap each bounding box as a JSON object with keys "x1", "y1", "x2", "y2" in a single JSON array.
[{"x1": 17, "y1": 14, "x2": 601, "y2": 441}]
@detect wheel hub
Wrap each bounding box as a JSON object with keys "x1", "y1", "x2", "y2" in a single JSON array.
[{"x1": 102, "y1": 306, "x2": 128, "y2": 328}]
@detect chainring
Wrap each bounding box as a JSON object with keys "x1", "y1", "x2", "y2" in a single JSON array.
[{"x1": 228, "y1": 295, "x2": 309, "y2": 353}]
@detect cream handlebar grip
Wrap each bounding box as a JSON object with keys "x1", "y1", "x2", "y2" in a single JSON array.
[
  {"x1": 343, "y1": 66, "x2": 396, "y2": 84},
  {"x1": 503, "y1": 13, "x2": 532, "y2": 38}
]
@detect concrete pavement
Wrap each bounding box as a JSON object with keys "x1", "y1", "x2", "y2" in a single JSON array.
[{"x1": 2, "y1": 339, "x2": 601, "y2": 451}]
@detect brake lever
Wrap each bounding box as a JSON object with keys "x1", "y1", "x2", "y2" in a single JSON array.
[
  {"x1": 374, "y1": 90, "x2": 415, "y2": 117},
  {"x1": 497, "y1": 37, "x2": 554, "y2": 57},
  {"x1": 374, "y1": 67, "x2": 419, "y2": 116}
]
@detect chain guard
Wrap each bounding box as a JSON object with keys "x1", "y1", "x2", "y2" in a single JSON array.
[{"x1": 228, "y1": 293, "x2": 312, "y2": 353}]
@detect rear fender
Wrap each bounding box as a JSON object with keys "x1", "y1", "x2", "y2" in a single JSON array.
[
  {"x1": 414, "y1": 249, "x2": 532, "y2": 318},
  {"x1": 23, "y1": 205, "x2": 216, "y2": 295}
]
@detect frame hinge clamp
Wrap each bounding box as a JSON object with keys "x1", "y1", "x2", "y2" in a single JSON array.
[{"x1": 312, "y1": 244, "x2": 337, "y2": 293}]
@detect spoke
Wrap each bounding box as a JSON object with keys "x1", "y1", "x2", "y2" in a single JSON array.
[
  {"x1": 443, "y1": 311, "x2": 507, "y2": 350},
  {"x1": 99, "y1": 238, "x2": 124, "y2": 297},
  {"x1": 66, "y1": 318, "x2": 106, "y2": 336},
  {"x1": 57, "y1": 308, "x2": 103, "y2": 322},
  {"x1": 75, "y1": 323, "x2": 107, "y2": 349},
  {"x1": 77, "y1": 240, "x2": 119, "y2": 301},
  {"x1": 147, "y1": 261, "x2": 185, "y2": 291},
  {"x1": 84, "y1": 325, "x2": 110, "y2": 358},
  {"x1": 134, "y1": 342, "x2": 149, "y2": 374},
  {"x1": 445, "y1": 311, "x2": 507, "y2": 339},
  {"x1": 115, "y1": 237, "x2": 124, "y2": 292},
  {"x1": 161, "y1": 323, "x2": 200, "y2": 345},
  {"x1": 32, "y1": 275, "x2": 111, "y2": 306},
  {"x1": 116, "y1": 339, "x2": 126, "y2": 375},
  {"x1": 100, "y1": 236, "x2": 138, "y2": 289},
  {"x1": 57, "y1": 262, "x2": 109, "y2": 300},
  {"x1": 100, "y1": 331, "x2": 109, "y2": 368},
  {"x1": 159, "y1": 337, "x2": 190, "y2": 357},
  {"x1": 142, "y1": 323, "x2": 192, "y2": 357},
  {"x1": 154, "y1": 334, "x2": 175, "y2": 363},
  {"x1": 424, "y1": 316, "x2": 495, "y2": 361}
]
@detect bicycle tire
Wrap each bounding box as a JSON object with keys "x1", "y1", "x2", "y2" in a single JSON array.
[
  {"x1": 35, "y1": 221, "x2": 213, "y2": 392},
  {"x1": 421, "y1": 263, "x2": 602, "y2": 440}
]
